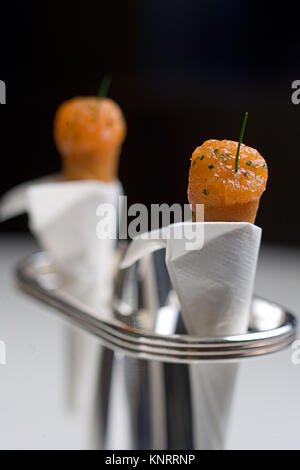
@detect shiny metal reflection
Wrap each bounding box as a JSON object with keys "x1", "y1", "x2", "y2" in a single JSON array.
[{"x1": 15, "y1": 250, "x2": 297, "y2": 362}]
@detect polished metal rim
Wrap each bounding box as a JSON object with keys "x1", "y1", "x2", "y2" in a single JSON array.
[{"x1": 15, "y1": 252, "x2": 297, "y2": 362}]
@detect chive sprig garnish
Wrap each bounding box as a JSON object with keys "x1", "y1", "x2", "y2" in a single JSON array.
[
  {"x1": 98, "y1": 75, "x2": 112, "y2": 98},
  {"x1": 235, "y1": 111, "x2": 248, "y2": 172}
]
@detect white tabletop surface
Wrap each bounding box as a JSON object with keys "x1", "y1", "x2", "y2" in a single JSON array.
[{"x1": 0, "y1": 234, "x2": 299, "y2": 450}]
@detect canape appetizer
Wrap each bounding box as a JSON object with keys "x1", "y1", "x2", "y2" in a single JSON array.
[
  {"x1": 188, "y1": 139, "x2": 268, "y2": 223},
  {"x1": 54, "y1": 90, "x2": 126, "y2": 182},
  {"x1": 188, "y1": 115, "x2": 268, "y2": 223}
]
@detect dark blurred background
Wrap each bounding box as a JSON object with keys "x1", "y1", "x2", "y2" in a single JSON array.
[{"x1": 0, "y1": 0, "x2": 300, "y2": 245}]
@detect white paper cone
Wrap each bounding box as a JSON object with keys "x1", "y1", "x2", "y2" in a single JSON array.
[
  {"x1": 189, "y1": 362, "x2": 239, "y2": 449},
  {"x1": 0, "y1": 177, "x2": 122, "y2": 306},
  {"x1": 121, "y1": 221, "x2": 261, "y2": 336},
  {"x1": 27, "y1": 180, "x2": 122, "y2": 302},
  {"x1": 121, "y1": 221, "x2": 262, "y2": 449}
]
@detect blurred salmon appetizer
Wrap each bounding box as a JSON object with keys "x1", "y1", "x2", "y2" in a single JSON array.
[
  {"x1": 188, "y1": 139, "x2": 268, "y2": 223},
  {"x1": 54, "y1": 97, "x2": 126, "y2": 182}
]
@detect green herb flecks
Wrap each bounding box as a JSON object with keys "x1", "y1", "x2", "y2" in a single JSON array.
[
  {"x1": 193, "y1": 155, "x2": 205, "y2": 166},
  {"x1": 203, "y1": 188, "x2": 208, "y2": 196},
  {"x1": 208, "y1": 164, "x2": 214, "y2": 169}
]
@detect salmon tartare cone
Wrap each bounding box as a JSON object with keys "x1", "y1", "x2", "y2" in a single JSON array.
[
  {"x1": 54, "y1": 97, "x2": 126, "y2": 182},
  {"x1": 188, "y1": 139, "x2": 268, "y2": 223}
]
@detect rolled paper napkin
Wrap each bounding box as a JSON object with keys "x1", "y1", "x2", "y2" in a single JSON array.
[
  {"x1": 0, "y1": 178, "x2": 122, "y2": 305},
  {"x1": 121, "y1": 221, "x2": 262, "y2": 336},
  {"x1": 0, "y1": 174, "x2": 60, "y2": 222},
  {"x1": 189, "y1": 361, "x2": 238, "y2": 449},
  {"x1": 121, "y1": 221, "x2": 261, "y2": 450}
]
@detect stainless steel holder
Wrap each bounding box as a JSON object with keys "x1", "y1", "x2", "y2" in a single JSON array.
[
  {"x1": 15, "y1": 249, "x2": 297, "y2": 449},
  {"x1": 16, "y1": 250, "x2": 296, "y2": 362}
]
